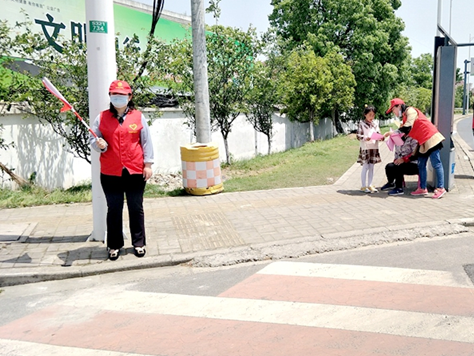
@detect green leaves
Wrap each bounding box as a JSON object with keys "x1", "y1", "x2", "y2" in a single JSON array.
[
  {"x1": 164, "y1": 23, "x2": 260, "y2": 164},
  {"x1": 270, "y1": 0, "x2": 410, "y2": 118},
  {"x1": 0, "y1": 20, "x2": 169, "y2": 164},
  {"x1": 278, "y1": 46, "x2": 355, "y2": 129},
  {"x1": 279, "y1": 47, "x2": 331, "y2": 124}
]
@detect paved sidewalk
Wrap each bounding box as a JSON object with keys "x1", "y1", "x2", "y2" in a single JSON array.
[{"x1": 1, "y1": 115, "x2": 474, "y2": 286}]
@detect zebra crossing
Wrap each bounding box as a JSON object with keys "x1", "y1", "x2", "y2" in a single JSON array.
[{"x1": 0, "y1": 261, "x2": 473, "y2": 355}]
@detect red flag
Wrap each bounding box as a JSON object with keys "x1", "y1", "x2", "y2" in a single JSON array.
[
  {"x1": 42, "y1": 77, "x2": 98, "y2": 139},
  {"x1": 60, "y1": 103, "x2": 72, "y2": 112},
  {"x1": 42, "y1": 77, "x2": 73, "y2": 112}
]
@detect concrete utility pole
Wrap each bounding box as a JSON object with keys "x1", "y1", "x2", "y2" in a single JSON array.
[
  {"x1": 85, "y1": 0, "x2": 117, "y2": 241},
  {"x1": 190, "y1": 0, "x2": 211, "y2": 143}
]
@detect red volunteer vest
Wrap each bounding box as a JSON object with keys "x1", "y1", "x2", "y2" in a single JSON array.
[
  {"x1": 99, "y1": 109, "x2": 144, "y2": 176},
  {"x1": 402, "y1": 108, "x2": 439, "y2": 145}
]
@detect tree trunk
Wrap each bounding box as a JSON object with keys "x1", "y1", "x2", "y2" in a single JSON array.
[
  {"x1": 267, "y1": 134, "x2": 271, "y2": 155},
  {"x1": 223, "y1": 136, "x2": 231, "y2": 164},
  {"x1": 331, "y1": 108, "x2": 337, "y2": 136},
  {"x1": 309, "y1": 114, "x2": 315, "y2": 142},
  {"x1": 0, "y1": 162, "x2": 29, "y2": 187}
]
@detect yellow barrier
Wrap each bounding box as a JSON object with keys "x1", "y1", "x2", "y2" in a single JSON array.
[{"x1": 180, "y1": 142, "x2": 224, "y2": 196}]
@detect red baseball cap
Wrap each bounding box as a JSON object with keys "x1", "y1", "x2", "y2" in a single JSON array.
[
  {"x1": 386, "y1": 98, "x2": 405, "y2": 114},
  {"x1": 109, "y1": 80, "x2": 132, "y2": 95}
]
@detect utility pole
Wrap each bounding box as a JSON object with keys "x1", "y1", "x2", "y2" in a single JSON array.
[
  {"x1": 463, "y1": 59, "x2": 470, "y2": 115},
  {"x1": 190, "y1": 0, "x2": 211, "y2": 143},
  {"x1": 85, "y1": 0, "x2": 116, "y2": 241}
]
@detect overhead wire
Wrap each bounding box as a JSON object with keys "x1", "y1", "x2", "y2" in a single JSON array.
[{"x1": 133, "y1": 0, "x2": 165, "y2": 84}]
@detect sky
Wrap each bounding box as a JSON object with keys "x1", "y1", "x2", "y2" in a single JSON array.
[{"x1": 138, "y1": 0, "x2": 474, "y2": 72}]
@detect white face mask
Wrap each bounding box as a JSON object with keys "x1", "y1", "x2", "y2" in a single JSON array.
[{"x1": 110, "y1": 95, "x2": 129, "y2": 109}]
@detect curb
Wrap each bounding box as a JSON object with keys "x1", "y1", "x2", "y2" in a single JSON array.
[
  {"x1": 189, "y1": 219, "x2": 472, "y2": 268},
  {"x1": 0, "y1": 254, "x2": 192, "y2": 287},
  {"x1": 2, "y1": 219, "x2": 472, "y2": 287}
]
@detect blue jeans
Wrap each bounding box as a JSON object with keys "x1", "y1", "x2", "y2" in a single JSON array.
[{"x1": 417, "y1": 149, "x2": 444, "y2": 189}]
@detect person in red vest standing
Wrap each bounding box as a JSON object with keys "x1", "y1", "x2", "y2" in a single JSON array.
[
  {"x1": 90, "y1": 80, "x2": 154, "y2": 260},
  {"x1": 386, "y1": 98, "x2": 446, "y2": 199}
]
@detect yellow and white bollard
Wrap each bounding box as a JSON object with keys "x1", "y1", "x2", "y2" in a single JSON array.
[{"x1": 180, "y1": 142, "x2": 224, "y2": 195}]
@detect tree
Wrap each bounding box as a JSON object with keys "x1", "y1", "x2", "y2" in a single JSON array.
[
  {"x1": 320, "y1": 50, "x2": 356, "y2": 133},
  {"x1": 0, "y1": 20, "x2": 166, "y2": 164},
  {"x1": 164, "y1": 36, "x2": 197, "y2": 131},
  {"x1": 269, "y1": 0, "x2": 409, "y2": 119},
  {"x1": 206, "y1": 25, "x2": 260, "y2": 164},
  {"x1": 245, "y1": 61, "x2": 279, "y2": 155},
  {"x1": 392, "y1": 53, "x2": 433, "y2": 114},
  {"x1": 411, "y1": 53, "x2": 433, "y2": 89},
  {"x1": 455, "y1": 68, "x2": 463, "y2": 84},
  {"x1": 166, "y1": 20, "x2": 260, "y2": 164},
  {"x1": 455, "y1": 85, "x2": 464, "y2": 108},
  {"x1": 279, "y1": 46, "x2": 332, "y2": 141}
]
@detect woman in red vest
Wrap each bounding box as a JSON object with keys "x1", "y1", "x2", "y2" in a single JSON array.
[
  {"x1": 386, "y1": 98, "x2": 446, "y2": 199},
  {"x1": 90, "y1": 80, "x2": 154, "y2": 260}
]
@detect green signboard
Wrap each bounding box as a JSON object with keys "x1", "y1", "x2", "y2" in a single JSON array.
[
  {"x1": 0, "y1": 0, "x2": 191, "y2": 52},
  {"x1": 89, "y1": 20, "x2": 108, "y2": 34}
]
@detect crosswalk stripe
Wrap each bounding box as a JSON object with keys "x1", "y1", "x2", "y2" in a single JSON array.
[
  {"x1": 219, "y1": 273, "x2": 474, "y2": 316},
  {"x1": 58, "y1": 287, "x2": 474, "y2": 343},
  {"x1": 0, "y1": 338, "x2": 154, "y2": 356},
  {"x1": 3, "y1": 312, "x2": 472, "y2": 356},
  {"x1": 257, "y1": 261, "x2": 472, "y2": 287}
]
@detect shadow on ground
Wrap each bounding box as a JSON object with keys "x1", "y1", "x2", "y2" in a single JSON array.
[{"x1": 463, "y1": 264, "x2": 474, "y2": 285}]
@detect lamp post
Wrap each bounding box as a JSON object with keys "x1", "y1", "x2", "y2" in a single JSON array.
[
  {"x1": 463, "y1": 59, "x2": 470, "y2": 115},
  {"x1": 449, "y1": 0, "x2": 452, "y2": 34},
  {"x1": 468, "y1": 34, "x2": 473, "y2": 113},
  {"x1": 437, "y1": 0, "x2": 442, "y2": 35}
]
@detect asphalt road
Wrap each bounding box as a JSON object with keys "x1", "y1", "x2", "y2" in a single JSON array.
[{"x1": 0, "y1": 231, "x2": 473, "y2": 355}]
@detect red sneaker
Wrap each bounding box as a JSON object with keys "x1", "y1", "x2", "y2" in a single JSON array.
[
  {"x1": 410, "y1": 188, "x2": 428, "y2": 196},
  {"x1": 432, "y1": 188, "x2": 446, "y2": 199}
]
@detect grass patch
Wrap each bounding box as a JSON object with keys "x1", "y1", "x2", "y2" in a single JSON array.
[
  {"x1": 144, "y1": 184, "x2": 187, "y2": 198},
  {"x1": 222, "y1": 134, "x2": 360, "y2": 192},
  {"x1": 0, "y1": 182, "x2": 186, "y2": 209},
  {"x1": 0, "y1": 183, "x2": 93, "y2": 209}
]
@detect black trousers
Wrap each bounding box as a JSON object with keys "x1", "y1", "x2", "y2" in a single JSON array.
[
  {"x1": 100, "y1": 169, "x2": 146, "y2": 250},
  {"x1": 385, "y1": 162, "x2": 419, "y2": 188}
]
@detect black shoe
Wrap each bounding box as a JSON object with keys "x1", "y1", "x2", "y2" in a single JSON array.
[
  {"x1": 134, "y1": 246, "x2": 146, "y2": 258},
  {"x1": 381, "y1": 182, "x2": 395, "y2": 191},
  {"x1": 388, "y1": 188, "x2": 404, "y2": 196},
  {"x1": 108, "y1": 248, "x2": 120, "y2": 261}
]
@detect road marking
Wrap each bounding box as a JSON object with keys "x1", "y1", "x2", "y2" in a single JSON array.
[
  {"x1": 0, "y1": 338, "x2": 154, "y2": 356},
  {"x1": 257, "y1": 261, "x2": 471, "y2": 287},
  {"x1": 58, "y1": 286, "x2": 474, "y2": 343},
  {"x1": 1, "y1": 262, "x2": 473, "y2": 355}
]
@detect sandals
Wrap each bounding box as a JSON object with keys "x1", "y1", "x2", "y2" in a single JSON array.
[
  {"x1": 134, "y1": 246, "x2": 146, "y2": 258},
  {"x1": 108, "y1": 248, "x2": 120, "y2": 261}
]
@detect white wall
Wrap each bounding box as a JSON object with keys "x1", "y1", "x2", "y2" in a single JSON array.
[{"x1": 0, "y1": 108, "x2": 335, "y2": 190}]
